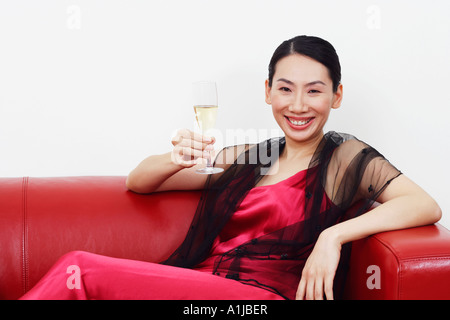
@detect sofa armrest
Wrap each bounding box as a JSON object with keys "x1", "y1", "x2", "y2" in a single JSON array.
[{"x1": 343, "y1": 223, "x2": 450, "y2": 299}]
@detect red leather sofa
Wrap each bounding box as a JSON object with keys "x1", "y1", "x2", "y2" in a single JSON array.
[{"x1": 1, "y1": 176, "x2": 449, "y2": 300}]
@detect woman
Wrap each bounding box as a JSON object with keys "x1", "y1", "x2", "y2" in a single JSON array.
[{"x1": 22, "y1": 35, "x2": 441, "y2": 300}]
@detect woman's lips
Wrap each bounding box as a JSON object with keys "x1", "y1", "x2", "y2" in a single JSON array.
[{"x1": 285, "y1": 116, "x2": 315, "y2": 130}]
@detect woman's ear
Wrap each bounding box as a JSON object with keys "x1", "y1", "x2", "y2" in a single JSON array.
[
  {"x1": 265, "y1": 79, "x2": 272, "y2": 105},
  {"x1": 332, "y1": 83, "x2": 343, "y2": 109}
]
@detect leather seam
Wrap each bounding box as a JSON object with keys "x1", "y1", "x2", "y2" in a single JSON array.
[
  {"x1": 21, "y1": 177, "x2": 29, "y2": 294},
  {"x1": 402, "y1": 256, "x2": 450, "y2": 263},
  {"x1": 370, "y1": 235, "x2": 401, "y2": 299}
]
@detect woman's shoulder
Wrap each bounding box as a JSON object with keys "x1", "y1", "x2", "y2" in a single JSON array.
[
  {"x1": 324, "y1": 131, "x2": 373, "y2": 165},
  {"x1": 326, "y1": 131, "x2": 369, "y2": 150}
]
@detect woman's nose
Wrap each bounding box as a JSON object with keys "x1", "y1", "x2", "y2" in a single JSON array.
[{"x1": 289, "y1": 93, "x2": 308, "y2": 113}]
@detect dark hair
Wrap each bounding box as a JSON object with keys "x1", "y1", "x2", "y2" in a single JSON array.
[{"x1": 268, "y1": 35, "x2": 341, "y2": 92}]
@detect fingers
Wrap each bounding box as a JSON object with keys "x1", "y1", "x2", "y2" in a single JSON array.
[
  {"x1": 171, "y1": 129, "x2": 216, "y2": 168},
  {"x1": 296, "y1": 271, "x2": 334, "y2": 300},
  {"x1": 296, "y1": 272, "x2": 324, "y2": 300},
  {"x1": 296, "y1": 278, "x2": 325, "y2": 300},
  {"x1": 324, "y1": 274, "x2": 334, "y2": 300},
  {"x1": 172, "y1": 129, "x2": 214, "y2": 148},
  {"x1": 313, "y1": 277, "x2": 324, "y2": 300},
  {"x1": 296, "y1": 278, "x2": 306, "y2": 300}
]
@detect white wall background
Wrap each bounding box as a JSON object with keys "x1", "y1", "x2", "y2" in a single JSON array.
[{"x1": 0, "y1": 0, "x2": 449, "y2": 228}]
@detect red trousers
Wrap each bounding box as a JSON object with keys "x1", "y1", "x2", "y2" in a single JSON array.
[{"x1": 20, "y1": 251, "x2": 284, "y2": 300}]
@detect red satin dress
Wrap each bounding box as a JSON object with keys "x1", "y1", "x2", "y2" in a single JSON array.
[{"x1": 21, "y1": 169, "x2": 316, "y2": 300}]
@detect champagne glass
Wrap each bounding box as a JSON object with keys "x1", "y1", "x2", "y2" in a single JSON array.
[{"x1": 193, "y1": 81, "x2": 224, "y2": 174}]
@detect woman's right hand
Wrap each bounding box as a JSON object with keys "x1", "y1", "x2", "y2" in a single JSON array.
[
  {"x1": 170, "y1": 129, "x2": 216, "y2": 169},
  {"x1": 127, "y1": 128, "x2": 215, "y2": 193}
]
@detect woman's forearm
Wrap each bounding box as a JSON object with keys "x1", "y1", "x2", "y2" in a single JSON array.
[
  {"x1": 126, "y1": 129, "x2": 215, "y2": 194},
  {"x1": 126, "y1": 152, "x2": 184, "y2": 194},
  {"x1": 326, "y1": 193, "x2": 442, "y2": 246}
]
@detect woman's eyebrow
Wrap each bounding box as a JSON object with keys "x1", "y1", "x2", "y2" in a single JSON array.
[
  {"x1": 276, "y1": 78, "x2": 295, "y2": 86},
  {"x1": 276, "y1": 78, "x2": 327, "y2": 87},
  {"x1": 305, "y1": 80, "x2": 327, "y2": 87}
]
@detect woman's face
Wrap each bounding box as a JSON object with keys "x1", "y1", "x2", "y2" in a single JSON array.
[{"x1": 265, "y1": 54, "x2": 343, "y2": 144}]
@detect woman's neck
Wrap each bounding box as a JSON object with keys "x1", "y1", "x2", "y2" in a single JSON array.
[{"x1": 282, "y1": 131, "x2": 324, "y2": 163}]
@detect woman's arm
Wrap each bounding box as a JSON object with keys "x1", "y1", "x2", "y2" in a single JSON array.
[
  {"x1": 296, "y1": 174, "x2": 442, "y2": 300},
  {"x1": 126, "y1": 129, "x2": 215, "y2": 194},
  {"x1": 328, "y1": 175, "x2": 441, "y2": 243}
]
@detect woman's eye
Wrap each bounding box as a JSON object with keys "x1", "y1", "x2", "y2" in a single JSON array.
[
  {"x1": 308, "y1": 89, "x2": 320, "y2": 94},
  {"x1": 280, "y1": 87, "x2": 291, "y2": 92}
]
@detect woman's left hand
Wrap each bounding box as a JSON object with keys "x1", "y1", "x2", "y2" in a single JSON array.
[{"x1": 295, "y1": 228, "x2": 342, "y2": 300}]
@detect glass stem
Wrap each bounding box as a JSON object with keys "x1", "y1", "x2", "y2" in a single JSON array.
[{"x1": 206, "y1": 150, "x2": 212, "y2": 168}]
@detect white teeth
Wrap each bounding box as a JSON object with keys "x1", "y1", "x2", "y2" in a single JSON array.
[{"x1": 288, "y1": 118, "x2": 311, "y2": 126}]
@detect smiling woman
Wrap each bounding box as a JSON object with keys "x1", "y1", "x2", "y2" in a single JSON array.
[
  {"x1": 21, "y1": 35, "x2": 442, "y2": 301},
  {"x1": 265, "y1": 54, "x2": 343, "y2": 148}
]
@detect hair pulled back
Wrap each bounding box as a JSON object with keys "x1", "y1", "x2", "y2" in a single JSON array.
[{"x1": 268, "y1": 35, "x2": 341, "y2": 92}]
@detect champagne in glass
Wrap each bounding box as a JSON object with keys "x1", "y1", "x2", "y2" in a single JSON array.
[
  {"x1": 193, "y1": 81, "x2": 224, "y2": 174},
  {"x1": 194, "y1": 105, "x2": 218, "y2": 133}
]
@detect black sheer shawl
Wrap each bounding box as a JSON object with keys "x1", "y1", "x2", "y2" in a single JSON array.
[{"x1": 163, "y1": 131, "x2": 401, "y2": 299}]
